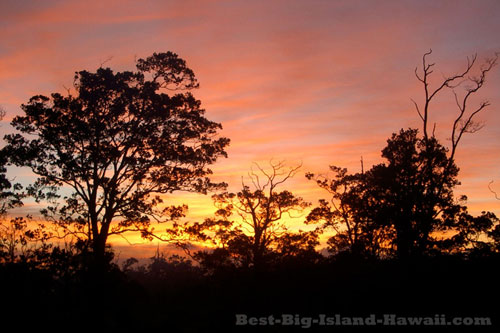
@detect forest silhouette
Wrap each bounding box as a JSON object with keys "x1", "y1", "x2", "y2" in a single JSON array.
[{"x1": 1, "y1": 51, "x2": 499, "y2": 331}]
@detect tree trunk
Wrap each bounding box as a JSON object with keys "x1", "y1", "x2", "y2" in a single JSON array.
[
  {"x1": 92, "y1": 234, "x2": 108, "y2": 272},
  {"x1": 396, "y1": 222, "x2": 412, "y2": 260}
]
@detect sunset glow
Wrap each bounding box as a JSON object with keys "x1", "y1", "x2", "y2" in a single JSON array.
[{"x1": 2, "y1": 0, "x2": 500, "y2": 259}]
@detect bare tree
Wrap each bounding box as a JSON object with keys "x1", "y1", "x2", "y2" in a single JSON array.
[
  {"x1": 0, "y1": 105, "x2": 5, "y2": 120},
  {"x1": 412, "y1": 49, "x2": 498, "y2": 161},
  {"x1": 168, "y1": 161, "x2": 317, "y2": 270},
  {"x1": 307, "y1": 50, "x2": 499, "y2": 259},
  {"x1": 233, "y1": 161, "x2": 309, "y2": 266}
]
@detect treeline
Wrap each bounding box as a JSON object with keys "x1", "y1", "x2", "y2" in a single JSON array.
[
  {"x1": 1, "y1": 229, "x2": 499, "y2": 331},
  {"x1": 0, "y1": 50, "x2": 500, "y2": 330}
]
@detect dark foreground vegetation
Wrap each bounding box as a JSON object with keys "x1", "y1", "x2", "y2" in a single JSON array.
[{"x1": 1, "y1": 246, "x2": 499, "y2": 332}]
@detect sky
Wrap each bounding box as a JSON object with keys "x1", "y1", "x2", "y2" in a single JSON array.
[{"x1": 1, "y1": 0, "x2": 500, "y2": 258}]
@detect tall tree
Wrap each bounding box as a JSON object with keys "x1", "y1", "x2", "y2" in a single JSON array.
[
  {"x1": 0, "y1": 106, "x2": 23, "y2": 215},
  {"x1": 306, "y1": 166, "x2": 394, "y2": 258},
  {"x1": 4, "y1": 52, "x2": 230, "y2": 267},
  {"x1": 308, "y1": 128, "x2": 498, "y2": 259},
  {"x1": 405, "y1": 50, "x2": 499, "y2": 256},
  {"x1": 170, "y1": 161, "x2": 317, "y2": 271},
  {"x1": 412, "y1": 50, "x2": 497, "y2": 151},
  {"x1": 308, "y1": 51, "x2": 499, "y2": 259},
  {"x1": 365, "y1": 129, "x2": 460, "y2": 258}
]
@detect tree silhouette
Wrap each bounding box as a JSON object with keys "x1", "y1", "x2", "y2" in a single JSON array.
[
  {"x1": 489, "y1": 224, "x2": 500, "y2": 253},
  {"x1": 306, "y1": 166, "x2": 394, "y2": 258},
  {"x1": 170, "y1": 161, "x2": 318, "y2": 271},
  {"x1": 309, "y1": 128, "x2": 499, "y2": 259},
  {"x1": 307, "y1": 126, "x2": 460, "y2": 259},
  {"x1": 308, "y1": 51, "x2": 499, "y2": 260},
  {"x1": 412, "y1": 49, "x2": 498, "y2": 150},
  {"x1": 4, "y1": 52, "x2": 230, "y2": 268},
  {"x1": 438, "y1": 204, "x2": 499, "y2": 255},
  {"x1": 404, "y1": 50, "x2": 499, "y2": 257},
  {"x1": 0, "y1": 107, "x2": 23, "y2": 215},
  {"x1": 366, "y1": 129, "x2": 462, "y2": 258},
  {"x1": 0, "y1": 216, "x2": 55, "y2": 265}
]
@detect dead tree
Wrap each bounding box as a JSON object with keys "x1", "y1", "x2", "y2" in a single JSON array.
[{"x1": 412, "y1": 49, "x2": 498, "y2": 162}]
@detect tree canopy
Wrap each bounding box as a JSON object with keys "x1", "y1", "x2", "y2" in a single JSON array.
[
  {"x1": 169, "y1": 161, "x2": 319, "y2": 271},
  {"x1": 307, "y1": 51, "x2": 500, "y2": 259},
  {"x1": 4, "y1": 52, "x2": 230, "y2": 265}
]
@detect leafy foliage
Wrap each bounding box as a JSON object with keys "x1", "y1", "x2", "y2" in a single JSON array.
[
  {"x1": 307, "y1": 51, "x2": 499, "y2": 260},
  {"x1": 169, "y1": 162, "x2": 319, "y2": 271},
  {"x1": 306, "y1": 166, "x2": 394, "y2": 258},
  {"x1": 308, "y1": 129, "x2": 499, "y2": 259},
  {"x1": 0, "y1": 108, "x2": 24, "y2": 215},
  {"x1": 4, "y1": 52, "x2": 229, "y2": 263}
]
